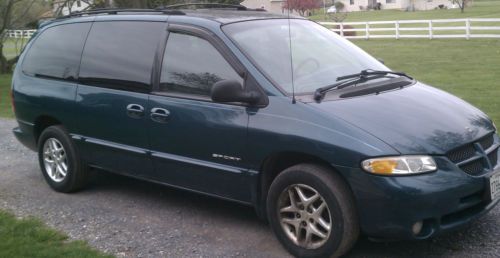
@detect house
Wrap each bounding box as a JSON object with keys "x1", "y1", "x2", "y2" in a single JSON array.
[
  {"x1": 337, "y1": 0, "x2": 455, "y2": 12},
  {"x1": 52, "y1": 0, "x2": 92, "y2": 15},
  {"x1": 241, "y1": 0, "x2": 288, "y2": 14}
]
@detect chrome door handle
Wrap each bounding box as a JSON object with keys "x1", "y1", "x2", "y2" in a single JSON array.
[
  {"x1": 126, "y1": 104, "x2": 144, "y2": 119},
  {"x1": 150, "y1": 107, "x2": 170, "y2": 123}
]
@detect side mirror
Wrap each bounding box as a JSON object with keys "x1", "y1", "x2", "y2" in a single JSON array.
[
  {"x1": 211, "y1": 80, "x2": 261, "y2": 105},
  {"x1": 377, "y1": 58, "x2": 385, "y2": 64}
]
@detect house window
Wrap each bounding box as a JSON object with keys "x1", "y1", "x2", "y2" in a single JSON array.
[
  {"x1": 386, "y1": 0, "x2": 396, "y2": 3},
  {"x1": 350, "y1": 0, "x2": 354, "y2": 5}
]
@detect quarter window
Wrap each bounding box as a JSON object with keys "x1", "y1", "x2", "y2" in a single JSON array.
[
  {"x1": 79, "y1": 21, "x2": 165, "y2": 92},
  {"x1": 22, "y1": 23, "x2": 91, "y2": 81},
  {"x1": 159, "y1": 32, "x2": 242, "y2": 97}
]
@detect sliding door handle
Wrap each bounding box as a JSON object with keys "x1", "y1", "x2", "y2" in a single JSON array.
[{"x1": 150, "y1": 107, "x2": 170, "y2": 123}]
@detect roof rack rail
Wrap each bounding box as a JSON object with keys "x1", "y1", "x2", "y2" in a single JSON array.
[
  {"x1": 158, "y1": 3, "x2": 265, "y2": 11},
  {"x1": 57, "y1": 8, "x2": 185, "y2": 20}
]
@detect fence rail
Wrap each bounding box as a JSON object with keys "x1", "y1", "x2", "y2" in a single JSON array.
[
  {"x1": 320, "y1": 18, "x2": 500, "y2": 39},
  {"x1": 6, "y1": 30, "x2": 37, "y2": 39}
]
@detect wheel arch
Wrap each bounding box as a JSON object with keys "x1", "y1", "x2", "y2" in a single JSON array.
[
  {"x1": 34, "y1": 115, "x2": 62, "y2": 145},
  {"x1": 255, "y1": 151, "x2": 353, "y2": 219}
]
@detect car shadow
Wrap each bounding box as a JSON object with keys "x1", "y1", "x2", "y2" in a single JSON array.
[{"x1": 84, "y1": 169, "x2": 262, "y2": 224}]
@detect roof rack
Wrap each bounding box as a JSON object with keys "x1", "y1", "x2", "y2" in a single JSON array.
[
  {"x1": 159, "y1": 3, "x2": 265, "y2": 11},
  {"x1": 160, "y1": 3, "x2": 247, "y2": 10},
  {"x1": 57, "y1": 8, "x2": 185, "y2": 20}
]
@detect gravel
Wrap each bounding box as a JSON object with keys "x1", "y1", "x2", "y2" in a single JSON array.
[{"x1": 0, "y1": 118, "x2": 498, "y2": 257}]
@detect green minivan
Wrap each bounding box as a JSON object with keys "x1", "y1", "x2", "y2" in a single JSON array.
[{"x1": 12, "y1": 6, "x2": 500, "y2": 257}]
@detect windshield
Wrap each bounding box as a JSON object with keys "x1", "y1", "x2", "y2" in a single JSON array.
[{"x1": 223, "y1": 19, "x2": 389, "y2": 94}]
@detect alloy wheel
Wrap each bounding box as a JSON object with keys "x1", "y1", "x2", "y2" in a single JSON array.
[
  {"x1": 277, "y1": 184, "x2": 332, "y2": 249},
  {"x1": 43, "y1": 138, "x2": 68, "y2": 183}
]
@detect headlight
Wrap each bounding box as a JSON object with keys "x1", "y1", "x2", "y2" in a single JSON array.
[{"x1": 361, "y1": 155, "x2": 437, "y2": 175}]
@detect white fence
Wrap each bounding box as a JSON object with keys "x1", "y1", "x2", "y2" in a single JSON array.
[
  {"x1": 6, "y1": 30, "x2": 37, "y2": 39},
  {"x1": 320, "y1": 18, "x2": 500, "y2": 39}
]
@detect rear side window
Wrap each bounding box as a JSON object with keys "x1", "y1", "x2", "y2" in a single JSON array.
[
  {"x1": 79, "y1": 21, "x2": 165, "y2": 92},
  {"x1": 159, "y1": 33, "x2": 242, "y2": 97},
  {"x1": 22, "y1": 23, "x2": 91, "y2": 81}
]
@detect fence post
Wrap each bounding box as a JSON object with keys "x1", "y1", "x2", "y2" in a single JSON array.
[
  {"x1": 340, "y1": 23, "x2": 344, "y2": 37},
  {"x1": 395, "y1": 21, "x2": 400, "y2": 39},
  {"x1": 365, "y1": 22, "x2": 370, "y2": 40},
  {"x1": 429, "y1": 20, "x2": 433, "y2": 39},
  {"x1": 465, "y1": 19, "x2": 470, "y2": 40}
]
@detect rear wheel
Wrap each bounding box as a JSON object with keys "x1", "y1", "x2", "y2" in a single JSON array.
[
  {"x1": 267, "y1": 164, "x2": 359, "y2": 258},
  {"x1": 38, "y1": 125, "x2": 88, "y2": 192}
]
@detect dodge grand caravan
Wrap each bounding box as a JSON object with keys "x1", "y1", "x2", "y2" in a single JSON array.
[{"x1": 11, "y1": 6, "x2": 500, "y2": 258}]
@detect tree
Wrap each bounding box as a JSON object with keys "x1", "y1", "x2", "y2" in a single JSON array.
[
  {"x1": 52, "y1": 0, "x2": 246, "y2": 15},
  {"x1": 283, "y1": 0, "x2": 321, "y2": 16},
  {"x1": 53, "y1": 0, "x2": 104, "y2": 16},
  {"x1": 450, "y1": 0, "x2": 470, "y2": 13},
  {"x1": 0, "y1": 0, "x2": 49, "y2": 73}
]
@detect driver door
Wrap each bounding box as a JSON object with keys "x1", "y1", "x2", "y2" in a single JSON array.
[{"x1": 148, "y1": 27, "x2": 253, "y2": 203}]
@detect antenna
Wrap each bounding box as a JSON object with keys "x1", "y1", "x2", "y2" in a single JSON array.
[{"x1": 286, "y1": 1, "x2": 296, "y2": 104}]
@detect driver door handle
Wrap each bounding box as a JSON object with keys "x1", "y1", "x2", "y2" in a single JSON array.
[{"x1": 150, "y1": 108, "x2": 170, "y2": 123}]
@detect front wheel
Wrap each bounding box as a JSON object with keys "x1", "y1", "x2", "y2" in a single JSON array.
[{"x1": 267, "y1": 164, "x2": 359, "y2": 258}]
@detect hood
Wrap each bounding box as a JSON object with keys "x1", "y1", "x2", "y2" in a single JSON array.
[{"x1": 312, "y1": 83, "x2": 495, "y2": 155}]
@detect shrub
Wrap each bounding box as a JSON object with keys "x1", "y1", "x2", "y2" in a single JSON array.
[
  {"x1": 334, "y1": 25, "x2": 356, "y2": 37},
  {"x1": 334, "y1": 1, "x2": 345, "y2": 10}
]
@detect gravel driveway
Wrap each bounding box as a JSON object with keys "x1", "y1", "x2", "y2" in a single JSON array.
[{"x1": 0, "y1": 118, "x2": 498, "y2": 257}]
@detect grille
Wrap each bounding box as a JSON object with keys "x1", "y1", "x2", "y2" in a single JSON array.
[
  {"x1": 446, "y1": 133, "x2": 497, "y2": 176},
  {"x1": 489, "y1": 149, "x2": 498, "y2": 168},
  {"x1": 447, "y1": 144, "x2": 476, "y2": 163},
  {"x1": 479, "y1": 134, "x2": 494, "y2": 150},
  {"x1": 460, "y1": 160, "x2": 484, "y2": 176}
]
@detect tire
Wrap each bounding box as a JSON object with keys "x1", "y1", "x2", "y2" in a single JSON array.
[
  {"x1": 267, "y1": 163, "x2": 359, "y2": 258},
  {"x1": 37, "y1": 125, "x2": 88, "y2": 193}
]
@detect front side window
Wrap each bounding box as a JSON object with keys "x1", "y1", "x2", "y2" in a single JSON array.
[
  {"x1": 159, "y1": 32, "x2": 242, "y2": 97},
  {"x1": 79, "y1": 21, "x2": 165, "y2": 92},
  {"x1": 223, "y1": 19, "x2": 387, "y2": 94},
  {"x1": 22, "y1": 23, "x2": 91, "y2": 81}
]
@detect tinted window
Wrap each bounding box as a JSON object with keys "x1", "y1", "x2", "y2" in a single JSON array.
[
  {"x1": 22, "y1": 23, "x2": 91, "y2": 80},
  {"x1": 160, "y1": 33, "x2": 242, "y2": 97},
  {"x1": 79, "y1": 21, "x2": 165, "y2": 92}
]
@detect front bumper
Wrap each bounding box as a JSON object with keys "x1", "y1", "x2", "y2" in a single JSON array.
[{"x1": 336, "y1": 154, "x2": 500, "y2": 240}]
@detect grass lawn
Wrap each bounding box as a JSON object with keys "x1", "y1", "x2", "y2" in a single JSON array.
[
  {"x1": 311, "y1": 0, "x2": 500, "y2": 22},
  {"x1": 0, "y1": 210, "x2": 111, "y2": 258}
]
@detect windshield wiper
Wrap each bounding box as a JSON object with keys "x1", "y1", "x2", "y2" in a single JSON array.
[
  {"x1": 337, "y1": 69, "x2": 412, "y2": 81},
  {"x1": 313, "y1": 69, "x2": 412, "y2": 102}
]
